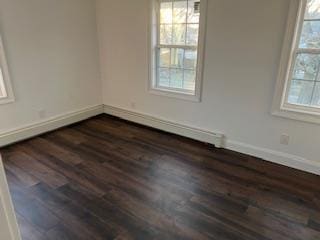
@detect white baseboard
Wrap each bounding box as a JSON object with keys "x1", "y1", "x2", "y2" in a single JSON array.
[
  {"x1": 104, "y1": 104, "x2": 320, "y2": 176},
  {"x1": 0, "y1": 105, "x2": 104, "y2": 147},
  {"x1": 103, "y1": 105, "x2": 224, "y2": 148},
  {"x1": 225, "y1": 140, "x2": 320, "y2": 175}
]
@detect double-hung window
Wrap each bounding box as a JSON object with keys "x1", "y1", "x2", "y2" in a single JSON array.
[
  {"x1": 273, "y1": 0, "x2": 320, "y2": 123},
  {"x1": 150, "y1": 0, "x2": 207, "y2": 101},
  {"x1": 0, "y1": 35, "x2": 14, "y2": 104}
]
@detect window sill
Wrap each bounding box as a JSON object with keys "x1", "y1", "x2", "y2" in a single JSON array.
[
  {"x1": 272, "y1": 105, "x2": 320, "y2": 125},
  {"x1": 149, "y1": 87, "x2": 201, "y2": 102}
]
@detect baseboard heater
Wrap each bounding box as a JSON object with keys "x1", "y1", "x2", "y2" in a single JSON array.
[{"x1": 103, "y1": 105, "x2": 224, "y2": 148}]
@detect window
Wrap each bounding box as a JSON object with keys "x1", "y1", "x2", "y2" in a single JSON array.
[
  {"x1": 273, "y1": 0, "x2": 320, "y2": 123},
  {"x1": 0, "y1": 35, "x2": 14, "y2": 104},
  {"x1": 150, "y1": 0, "x2": 207, "y2": 101}
]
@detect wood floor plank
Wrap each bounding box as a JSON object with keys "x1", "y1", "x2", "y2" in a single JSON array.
[
  {"x1": 28, "y1": 138, "x2": 83, "y2": 165},
  {"x1": 16, "y1": 144, "x2": 106, "y2": 197},
  {"x1": 54, "y1": 201, "x2": 121, "y2": 240},
  {"x1": 16, "y1": 214, "x2": 46, "y2": 240},
  {"x1": 10, "y1": 187, "x2": 60, "y2": 231},
  {"x1": 45, "y1": 224, "x2": 81, "y2": 240},
  {"x1": 8, "y1": 151, "x2": 68, "y2": 189},
  {"x1": 4, "y1": 160, "x2": 40, "y2": 187}
]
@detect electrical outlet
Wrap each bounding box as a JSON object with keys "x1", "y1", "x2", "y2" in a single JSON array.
[
  {"x1": 280, "y1": 134, "x2": 290, "y2": 145},
  {"x1": 130, "y1": 102, "x2": 136, "y2": 109},
  {"x1": 38, "y1": 109, "x2": 46, "y2": 119}
]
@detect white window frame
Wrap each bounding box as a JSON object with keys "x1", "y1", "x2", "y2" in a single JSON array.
[
  {"x1": 272, "y1": 0, "x2": 320, "y2": 124},
  {"x1": 149, "y1": 0, "x2": 207, "y2": 102},
  {"x1": 0, "y1": 35, "x2": 14, "y2": 105}
]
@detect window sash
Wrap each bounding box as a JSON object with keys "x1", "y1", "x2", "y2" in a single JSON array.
[
  {"x1": 149, "y1": 0, "x2": 206, "y2": 102},
  {"x1": 155, "y1": 0, "x2": 200, "y2": 94},
  {"x1": 155, "y1": 46, "x2": 198, "y2": 91},
  {"x1": 271, "y1": 0, "x2": 320, "y2": 124},
  {"x1": 282, "y1": 0, "x2": 320, "y2": 109}
]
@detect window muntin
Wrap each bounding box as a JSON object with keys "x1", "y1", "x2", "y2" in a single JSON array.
[
  {"x1": 154, "y1": 0, "x2": 203, "y2": 95},
  {"x1": 286, "y1": 0, "x2": 320, "y2": 109}
]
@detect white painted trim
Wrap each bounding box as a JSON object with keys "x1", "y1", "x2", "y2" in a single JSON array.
[
  {"x1": 0, "y1": 35, "x2": 15, "y2": 105},
  {"x1": 103, "y1": 105, "x2": 224, "y2": 147},
  {"x1": 272, "y1": 0, "x2": 300, "y2": 117},
  {"x1": 272, "y1": 108, "x2": 320, "y2": 125},
  {"x1": 0, "y1": 156, "x2": 21, "y2": 240},
  {"x1": 148, "y1": 0, "x2": 208, "y2": 102},
  {"x1": 148, "y1": 88, "x2": 201, "y2": 102},
  {"x1": 0, "y1": 105, "x2": 104, "y2": 147},
  {"x1": 225, "y1": 139, "x2": 320, "y2": 176},
  {"x1": 271, "y1": 0, "x2": 320, "y2": 124}
]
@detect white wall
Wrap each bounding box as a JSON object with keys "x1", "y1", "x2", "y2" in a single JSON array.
[
  {"x1": 97, "y1": 0, "x2": 320, "y2": 166},
  {"x1": 0, "y1": 1, "x2": 101, "y2": 238},
  {"x1": 0, "y1": 0, "x2": 102, "y2": 134}
]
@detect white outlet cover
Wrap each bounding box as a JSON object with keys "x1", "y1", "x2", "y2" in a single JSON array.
[
  {"x1": 280, "y1": 134, "x2": 290, "y2": 145},
  {"x1": 38, "y1": 109, "x2": 46, "y2": 119}
]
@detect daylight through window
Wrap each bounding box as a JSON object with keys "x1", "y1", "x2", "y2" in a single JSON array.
[{"x1": 152, "y1": 0, "x2": 205, "y2": 98}]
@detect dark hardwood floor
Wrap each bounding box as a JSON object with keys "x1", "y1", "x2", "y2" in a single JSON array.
[{"x1": 1, "y1": 114, "x2": 320, "y2": 240}]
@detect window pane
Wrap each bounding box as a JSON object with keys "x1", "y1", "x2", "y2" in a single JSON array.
[
  {"x1": 299, "y1": 21, "x2": 320, "y2": 48},
  {"x1": 173, "y1": 1, "x2": 187, "y2": 24},
  {"x1": 305, "y1": 0, "x2": 320, "y2": 20},
  {"x1": 0, "y1": 68, "x2": 7, "y2": 98},
  {"x1": 186, "y1": 24, "x2": 199, "y2": 45},
  {"x1": 184, "y1": 50, "x2": 197, "y2": 69},
  {"x1": 184, "y1": 70, "x2": 196, "y2": 91},
  {"x1": 159, "y1": 68, "x2": 170, "y2": 87},
  {"x1": 293, "y1": 53, "x2": 320, "y2": 80},
  {"x1": 160, "y1": 1, "x2": 172, "y2": 24},
  {"x1": 160, "y1": 24, "x2": 173, "y2": 44},
  {"x1": 171, "y1": 48, "x2": 184, "y2": 68},
  {"x1": 288, "y1": 80, "x2": 314, "y2": 105},
  {"x1": 311, "y1": 82, "x2": 320, "y2": 106},
  {"x1": 159, "y1": 48, "x2": 170, "y2": 67},
  {"x1": 188, "y1": 0, "x2": 200, "y2": 23},
  {"x1": 172, "y1": 24, "x2": 186, "y2": 45},
  {"x1": 170, "y1": 69, "x2": 183, "y2": 88}
]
